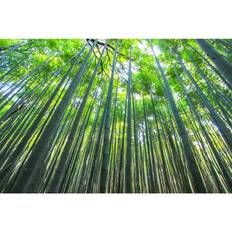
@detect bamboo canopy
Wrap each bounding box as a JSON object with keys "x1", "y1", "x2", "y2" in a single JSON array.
[{"x1": 0, "y1": 39, "x2": 231, "y2": 193}]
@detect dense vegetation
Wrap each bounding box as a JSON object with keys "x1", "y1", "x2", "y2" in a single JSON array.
[{"x1": 0, "y1": 39, "x2": 231, "y2": 193}]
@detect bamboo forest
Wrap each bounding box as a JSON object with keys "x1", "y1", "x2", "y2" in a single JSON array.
[{"x1": 0, "y1": 39, "x2": 231, "y2": 193}]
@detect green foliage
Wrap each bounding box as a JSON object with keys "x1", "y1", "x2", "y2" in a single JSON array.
[{"x1": 0, "y1": 39, "x2": 231, "y2": 193}]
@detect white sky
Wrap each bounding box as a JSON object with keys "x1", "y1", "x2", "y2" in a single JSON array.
[{"x1": 138, "y1": 41, "x2": 161, "y2": 56}]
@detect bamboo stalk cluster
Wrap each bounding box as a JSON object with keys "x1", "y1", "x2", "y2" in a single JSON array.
[{"x1": 0, "y1": 39, "x2": 231, "y2": 193}]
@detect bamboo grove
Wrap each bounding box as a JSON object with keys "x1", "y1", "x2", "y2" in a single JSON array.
[{"x1": 0, "y1": 39, "x2": 231, "y2": 193}]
